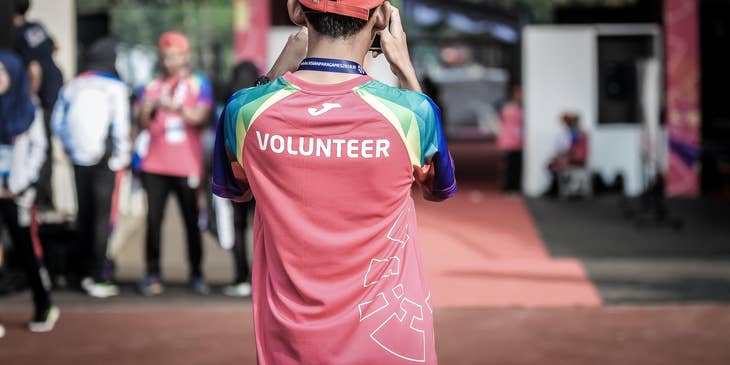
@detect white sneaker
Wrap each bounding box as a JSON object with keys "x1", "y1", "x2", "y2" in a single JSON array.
[
  {"x1": 223, "y1": 282, "x2": 252, "y2": 297},
  {"x1": 28, "y1": 306, "x2": 60, "y2": 333},
  {"x1": 81, "y1": 277, "x2": 120, "y2": 298}
]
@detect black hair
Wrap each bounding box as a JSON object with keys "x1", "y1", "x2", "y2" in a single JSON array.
[
  {"x1": 13, "y1": 0, "x2": 30, "y2": 16},
  {"x1": 302, "y1": 6, "x2": 375, "y2": 39},
  {"x1": 83, "y1": 37, "x2": 118, "y2": 75},
  {"x1": 228, "y1": 61, "x2": 259, "y2": 99}
]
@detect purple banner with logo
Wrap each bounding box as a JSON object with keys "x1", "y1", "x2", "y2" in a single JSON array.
[{"x1": 664, "y1": 0, "x2": 701, "y2": 196}]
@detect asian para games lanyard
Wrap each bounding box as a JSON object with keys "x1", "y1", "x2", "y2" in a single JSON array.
[{"x1": 297, "y1": 58, "x2": 367, "y2": 75}]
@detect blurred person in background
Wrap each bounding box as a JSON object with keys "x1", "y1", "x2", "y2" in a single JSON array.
[
  {"x1": 497, "y1": 85, "x2": 523, "y2": 193},
  {"x1": 134, "y1": 31, "x2": 213, "y2": 296},
  {"x1": 12, "y1": 0, "x2": 63, "y2": 116},
  {"x1": 212, "y1": 0, "x2": 456, "y2": 363},
  {"x1": 51, "y1": 37, "x2": 131, "y2": 298},
  {"x1": 0, "y1": 49, "x2": 59, "y2": 333},
  {"x1": 13, "y1": 0, "x2": 63, "y2": 208},
  {"x1": 546, "y1": 112, "x2": 589, "y2": 196},
  {"x1": 219, "y1": 61, "x2": 259, "y2": 297}
]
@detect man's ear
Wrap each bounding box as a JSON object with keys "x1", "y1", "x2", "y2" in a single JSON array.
[
  {"x1": 371, "y1": 2, "x2": 390, "y2": 32},
  {"x1": 288, "y1": 0, "x2": 307, "y2": 27}
]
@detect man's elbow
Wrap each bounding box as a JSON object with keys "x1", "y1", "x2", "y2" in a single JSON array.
[{"x1": 423, "y1": 183, "x2": 457, "y2": 202}]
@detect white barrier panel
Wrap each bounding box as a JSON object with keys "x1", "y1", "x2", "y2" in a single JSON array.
[
  {"x1": 523, "y1": 25, "x2": 661, "y2": 197},
  {"x1": 589, "y1": 125, "x2": 643, "y2": 195},
  {"x1": 523, "y1": 26, "x2": 597, "y2": 196}
]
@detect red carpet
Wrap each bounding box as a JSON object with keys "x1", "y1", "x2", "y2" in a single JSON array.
[
  {"x1": 3, "y1": 306, "x2": 730, "y2": 365},
  {"x1": 416, "y1": 142, "x2": 602, "y2": 308}
]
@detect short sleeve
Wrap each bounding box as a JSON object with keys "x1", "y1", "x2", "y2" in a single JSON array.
[
  {"x1": 14, "y1": 24, "x2": 51, "y2": 65},
  {"x1": 415, "y1": 96, "x2": 457, "y2": 201},
  {"x1": 133, "y1": 85, "x2": 147, "y2": 105},
  {"x1": 211, "y1": 102, "x2": 252, "y2": 202},
  {"x1": 195, "y1": 74, "x2": 214, "y2": 107}
]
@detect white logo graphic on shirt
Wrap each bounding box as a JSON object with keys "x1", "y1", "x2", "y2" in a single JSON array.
[
  {"x1": 363, "y1": 257, "x2": 401, "y2": 287},
  {"x1": 357, "y1": 207, "x2": 428, "y2": 363},
  {"x1": 360, "y1": 284, "x2": 426, "y2": 363},
  {"x1": 386, "y1": 209, "x2": 410, "y2": 248},
  {"x1": 25, "y1": 26, "x2": 48, "y2": 48},
  {"x1": 370, "y1": 296, "x2": 426, "y2": 362},
  {"x1": 308, "y1": 103, "x2": 342, "y2": 116},
  {"x1": 359, "y1": 292, "x2": 389, "y2": 322}
]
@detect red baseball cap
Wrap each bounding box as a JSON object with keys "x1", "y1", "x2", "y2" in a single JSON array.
[
  {"x1": 158, "y1": 31, "x2": 190, "y2": 53},
  {"x1": 298, "y1": 0, "x2": 385, "y2": 21}
]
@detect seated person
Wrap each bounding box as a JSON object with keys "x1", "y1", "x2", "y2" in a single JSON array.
[
  {"x1": 546, "y1": 112, "x2": 589, "y2": 196},
  {"x1": 549, "y1": 112, "x2": 588, "y2": 172}
]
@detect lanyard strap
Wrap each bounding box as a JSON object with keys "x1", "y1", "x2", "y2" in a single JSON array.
[{"x1": 297, "y1": 58, "x2": 367, "y2": 75}]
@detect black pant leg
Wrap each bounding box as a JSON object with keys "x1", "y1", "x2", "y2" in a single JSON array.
[
  {"x1": 35, "y1": 106, "x2": 55, "y2": 209},
  {"x1": 171, "y1": 177, "x2": 203, "y2": 278},
  {"x1": 232, "y1": 201, "x2": 251, "y2": 284},
  {"x1": 141, "y1": 173, "x2": 171, "y2": 277},
  {"x1": 72, "y1": 165, "x2": 94, "y2": 279},
  {"x1": 0, "y1": 200, "x2": 51, "y2": 316},
  {"x1": 91, "y1": 165, "x2": 115, "y2": 282},
  {"x1": 506, "y1": 151, "x2": 523, "y2": 192},
  {"x1": 500, "y1": 152, "x2": 511, "y2": 191}
]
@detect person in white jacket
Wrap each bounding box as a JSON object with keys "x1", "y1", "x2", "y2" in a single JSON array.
[
  {"x1": 0, "y1": 49, "x2": 58, "y2": 333},
  {"x1": 51, "y1": 37, "x2": 131, "y2": 298}
]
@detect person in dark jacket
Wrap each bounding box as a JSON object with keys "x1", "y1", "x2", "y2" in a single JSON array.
[
  {"x1": 0, "y1": 49, "x2": 59, "y2": 333},
  {"x1": 13, "y1": 0, "x2": 64, "y2": 209}
]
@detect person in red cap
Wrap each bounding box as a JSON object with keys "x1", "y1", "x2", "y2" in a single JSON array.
[
  {"x1": 134, "y1": 31, "x2": 213, "y2": 296},
  {"x1": 213, "y1": 1, "x2": 455, "y2": 364}
]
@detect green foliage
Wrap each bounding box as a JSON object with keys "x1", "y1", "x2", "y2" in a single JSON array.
[{"x1": 77, "y1": 0, "x2": 234, "y2": 78}]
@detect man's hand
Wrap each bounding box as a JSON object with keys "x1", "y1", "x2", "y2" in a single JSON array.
[
  {"x1": 267, "y1": 27, "x2": 309, "y2": 80},
  {"x1": 375, "y1": 3, "x2": 422, "y2": 92}
]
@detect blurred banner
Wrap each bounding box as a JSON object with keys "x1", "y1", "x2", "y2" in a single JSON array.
[
  {"x1": 665, "y1": 0, "x2": 700, "y2": 196},
  {"x1": 234, "y1": 0, "x2": 270, "y2": 72}
]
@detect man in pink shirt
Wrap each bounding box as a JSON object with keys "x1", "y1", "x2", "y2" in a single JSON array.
[
  {"x1": 135, "y1": 32, "x2": 213, "y2": 296},
  {"x1": 213, "y1": 1, "x2": 456, "y2": 363}
]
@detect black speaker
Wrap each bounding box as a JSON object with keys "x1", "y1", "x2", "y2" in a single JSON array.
[{"x1": 597, "y1": 35, "x2": 654, "y2": 124}]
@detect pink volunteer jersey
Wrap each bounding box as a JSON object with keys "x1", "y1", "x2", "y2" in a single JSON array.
[
  {"x1": 212, "y1": 72, "x2": 456, "y2": 365},
  {"x1": 139, "y1": 72, "x2": 213, "y2": 177}
]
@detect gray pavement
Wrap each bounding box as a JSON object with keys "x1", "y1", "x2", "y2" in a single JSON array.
[{"x1": 527, "y1": 196, "x2": 730, "y2": 304}]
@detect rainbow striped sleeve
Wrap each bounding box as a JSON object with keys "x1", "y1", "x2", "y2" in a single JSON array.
[
  {"x1": 212, "y1": 78, "x2": 299, "y2": 200},
  {"x1": 356, "y1": 82, "x2": 457, "y2": 201}
]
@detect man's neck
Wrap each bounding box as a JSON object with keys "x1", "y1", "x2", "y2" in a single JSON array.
[
  {"x1": 294, "y1": 32, "x2": 370, "y2": 84},
  {"x1": 163, "y1": 68, "x2": 190, "y2": 80}
]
